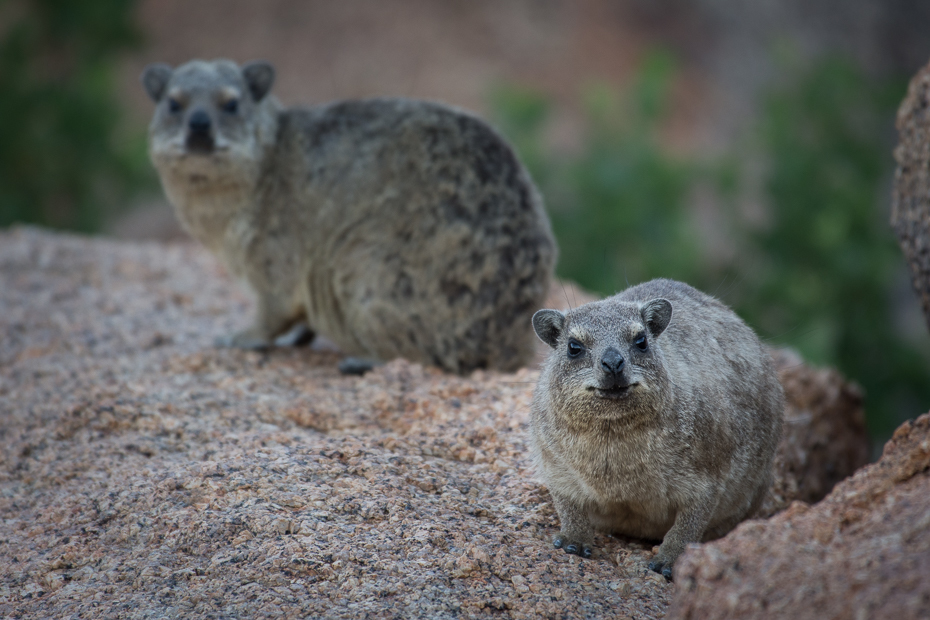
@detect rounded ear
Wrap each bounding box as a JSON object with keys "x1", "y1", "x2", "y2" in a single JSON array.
[
  {"x1": 641, "y1": 298, "x2": 672, "y2": 338},
  {"x1": 532, "y1": 309, "x2": 565, "y2": 349},
  {"x1": 141, "y1": 63, "x2": 173, "y2": 102},
  {"x1": 242, "y1": 61, "x2": 275, "y2": 102}
]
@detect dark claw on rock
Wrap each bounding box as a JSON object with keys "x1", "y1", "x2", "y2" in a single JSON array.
[
  {"x1": 338, "y1": 357, "x2": 378, "y2": 375},
  {"x1": 648, "y1": 559, "x2": 674, "y2": 581},
  {"x1": 554, "y1": 536, "x2": 593, "y2": 558}
]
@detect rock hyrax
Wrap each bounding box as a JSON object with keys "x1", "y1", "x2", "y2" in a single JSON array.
[
  {"x1": 531, "y1": 278, "x2": 784, "y2": 578},
  {"x1": 142, "y1": 59, "x2": 556, "y2": 374}
]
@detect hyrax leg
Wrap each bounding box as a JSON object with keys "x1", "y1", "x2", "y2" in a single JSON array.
[
  {"x1": 551, "y1": 493, "x2": 595, "y2": 559},
  {"x1": 337, "y1": 357, "x2": 382, "y2": 376},
  {"x1": 648, "y1": 494, "x2": 716, "y2": 580},
  {"x1": 216, "y1": 291, "x2": 308, "y2": 350}
]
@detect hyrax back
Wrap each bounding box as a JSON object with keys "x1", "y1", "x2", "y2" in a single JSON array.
[
  {"x1": 142, "y1": 59, "x2": 556, "y2": 374},
  {"x1": 531, "y1": 278, "x2": 783, "y2": 578}
]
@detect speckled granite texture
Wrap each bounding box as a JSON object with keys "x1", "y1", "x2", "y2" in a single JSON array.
[
  {"x1": 1, "y1": 228, "x2": 867, "y2": 619},
  {"x1": 669, "y1": 412, "x2": 930, "y2": 620}
]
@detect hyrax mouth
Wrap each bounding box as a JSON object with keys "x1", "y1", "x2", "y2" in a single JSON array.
[
  {"x1": 185, "y1": 133, "x2": 215, "y2": 155},
  {"x1": 591, "y1": 383, "x2": 634, "y2": 400}
]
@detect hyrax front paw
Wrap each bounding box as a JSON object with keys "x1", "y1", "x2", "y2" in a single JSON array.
[
  {"x1": 647, "y1": 556, "x2": 674, "y2": 581},
  {"x1": 337, "y1": 357, "x2": 380, "y2": 376},
  {"x1": 553, "y1": 534, "x2": 593, "y2": 559},
  {"x1": 215, "y1": 329, "x2": 272, "y2": 350}
]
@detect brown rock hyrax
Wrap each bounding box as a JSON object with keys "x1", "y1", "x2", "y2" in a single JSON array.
[
  {"x1": 141, "y1": 59, "x2": 556, "y2": 374},
  {"x1": 530, "y1": 278, "x2": 784, "y2": 579}
]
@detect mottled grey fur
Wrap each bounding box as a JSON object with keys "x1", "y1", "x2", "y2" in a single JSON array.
[
  {"x1": 142, "y1": 59, "x2": 556, "y2": 374},
  {"x1": 530, "y1": 278, "x2": 783, "y2": 578}
]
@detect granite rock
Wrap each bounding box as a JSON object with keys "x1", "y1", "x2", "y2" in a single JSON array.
[
  {"x1": 668, "y1": 412, "x2": 930, "y2": 619},
  {"x1": 892, "y1": 57, "x2": 930, "y2": 332},
  {"x1": 0, "y1": 228, "x2": 868, "y2": 619},
  {"x1": 761, "y1": 348, "x2": 868, "y2": 517}
]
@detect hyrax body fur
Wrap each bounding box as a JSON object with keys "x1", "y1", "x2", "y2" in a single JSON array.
[
  {"x1": 531, "y1": 278, "x2": 783, "y2": 578},
  {"x1": 142, "y1": 59, "x2": 556, "y2": 374}
]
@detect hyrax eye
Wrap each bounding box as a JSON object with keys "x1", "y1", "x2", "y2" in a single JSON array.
[
  {"x1": 168, "y1": 98, "x2": 182, "y2": 113},
  {"x1": 567, "y1": 338, "x2": 585, "y2": 359},
  {"x1": 222, "y1": 98, "x2": 239, "y2": 114},
  {"x1": 635, "y1": 335, "x2": 648, "y2": 351}
]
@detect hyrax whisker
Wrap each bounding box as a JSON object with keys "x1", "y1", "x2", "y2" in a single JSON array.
[{"x1": 559, "y1": 280, "x2": 573, "y2": 311}]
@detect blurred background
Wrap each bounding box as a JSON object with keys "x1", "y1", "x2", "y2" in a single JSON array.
[{"x1": 2, "y1": 0, "x2": 929, "y2": 452}]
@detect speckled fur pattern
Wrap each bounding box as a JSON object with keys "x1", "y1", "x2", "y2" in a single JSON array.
[
  {"x1": 143, "y1": 59, "x2": 556, "y2": 374},
  {"x1": 530, "y1": 278, "x2": 784, "y2": 578}
]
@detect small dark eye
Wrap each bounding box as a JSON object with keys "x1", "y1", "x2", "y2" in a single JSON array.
[
  {"x1": 567, "y1": 338, "x2": 585, "y2": 359},
  {"x1": 168, "y1": 98, "x2": 182, "y2": 113},
  {"x1": 635, "y1": 335, "x2": 648, "y2": 351},
  {"x1": 222, "y1": 98, "x2": 239, "y2": 114}
]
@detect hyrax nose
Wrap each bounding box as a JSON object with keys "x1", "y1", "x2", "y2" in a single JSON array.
[
  {"x1": 601, "y1": 347, "x2": 625, "y2": 375},
  {"x1": 188, "y1": 109, "x2": 211, "y2": 134}
]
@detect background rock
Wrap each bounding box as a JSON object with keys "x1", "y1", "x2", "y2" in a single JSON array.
[
  {"x1": 893, "y1": 58, "x2": 930, "y2": 332},
  {"x1": 0, "y1": 229, "x2": 867, "y2": 618},
  {"x1": 668, "y1": 412, "x2": 930, "y2": 620},
  {"x1": 761, "y1": 349, "x2": 869, "y2": 517}
]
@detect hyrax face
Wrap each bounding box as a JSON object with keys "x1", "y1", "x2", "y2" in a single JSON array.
[
  {"x1": 533, "y1": 297, "x2": 673, "y2": 418},
  {"x1": 141, "y1": 60, "x2": 275, "y2": 175}
]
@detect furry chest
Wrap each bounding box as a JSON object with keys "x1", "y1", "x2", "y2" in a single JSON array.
[
  {"x1": 168, "y1": 182, "x2": 249, "y2": 240},
  {"x1": 544, "y1": 430, "x2": 674, "y2": 507}
]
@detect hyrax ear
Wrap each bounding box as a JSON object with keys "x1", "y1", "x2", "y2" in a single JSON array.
[
  {"x1": 641, "y1": 298, "x2": 672, "y2": 338},
  {"x1": 242, "y1": 61, "x2": 275, "y2": 102},
  {"x1": 532, "y1": 309, "x2": 566, "y2": 349},
  {"x1": 141, "y1": 63, "x2": 173, "y2": 102}
]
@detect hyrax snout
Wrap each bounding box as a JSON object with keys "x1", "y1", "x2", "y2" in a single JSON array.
[
  {"x1": 142, "y1": 59, "x2": 556, "y2": 374},
  {"x1": 143, "y1": 60, "x2": 275, "y2": 162},
  {"x1": 530, "y1": 278, "x2": 784, "y2": 579}
]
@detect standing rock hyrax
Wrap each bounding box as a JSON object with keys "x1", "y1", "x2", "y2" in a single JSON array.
[
  {"x1": 141, "y1": 59, "x2": 556, "y2": 374},
  {"x1": 530, "y1": 278, "x2": 784, "y2": 578}
]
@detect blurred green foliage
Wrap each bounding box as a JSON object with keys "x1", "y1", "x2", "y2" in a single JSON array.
[
  {"x1": 493, "y1": 52, "x2": 710, "y2": 295},
  {"x1": 493, "y1": 53, "x2": 930, "y2": 440},
  {"x1": 736, "y1": 57, "x2": 930, "y2": 438},
  {"x1": 0, "y1": 0, "x2": 153, "y2": 232}
]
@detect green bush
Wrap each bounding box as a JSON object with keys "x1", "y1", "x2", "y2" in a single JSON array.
[
  {"x1": 492, "y1": 53, "x2": 715, "y2": 295},
  {"x1": 733, "y1": 57, "x2": 930, "y2": 438},
  {"x1": 0, "y1": 0, "x2": 152, "y2": 232},
  {"x1": 492, "y1": 52, "x2": 930, "y2": 441}
]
